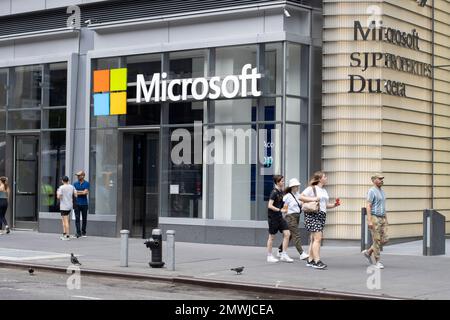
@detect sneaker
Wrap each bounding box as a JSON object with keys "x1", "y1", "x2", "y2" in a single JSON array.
[
  {"x1": 5, "y1": 226, "x2": 10, "y2": 234},
  {"x1": 306, "y1": 259, "x2": 315, "y2": 267},
  {"x1": 312, "y1": 260, "x2": 327, "y2": 269},
  {"x1": 362, "y1": 250, "x2": 373, "y2": 265},
  {"x1": 60, "y1": 235, "x2": 69, "y2": 240},
  {"x1": 299, "y1": 252, "x2": 309, "y2": 260},
  {"x1": 82, "y1": 234, "x2": 87, "y2": 238},
  {"x1": 276, "y1": 250, "x2": 282, "y2": 258},
  {"x1": 280, "y1": 253, "x2": 294, "y2": 263},
  {"x1": 374, "y1": 262, "x2": 384, "y2": 269},
  {"x1": 267, "y1": 255, "x2": 279, "y2": 263}
]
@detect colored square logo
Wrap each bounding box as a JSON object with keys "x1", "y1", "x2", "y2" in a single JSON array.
[
  {"x1": 93, "y1": 70, "x2": 110, "y2": 93},
  {"x1": 110, "y1": 68, "x2": 127, "y2": 92},
  {"x1": 94, "y1": 93, "x2": 110, "y2": 116},
  {"x1": 110, "y1": 92, "x2": 127, "y2": 115},
  {"x1": 92, "y1": 68, "x2": 128, "y2": 116}
]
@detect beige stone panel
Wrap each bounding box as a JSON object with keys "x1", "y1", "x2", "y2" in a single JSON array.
[
  {"x1": 434, "y1": 150, "x2": 450, "y2": 163},
  {"x1": 324, "y1": 145, "x2": 382, "y2": 159},
  {"x1": 326, "y1": 172, "x2": 385, "y2": 185},
  {"x1": 433, "y1": 175, "x2": 450, "y2": 186},
  {"x1": 324, "y1": 67, "x2": 382, "y2": 80},
  {"x1": 434, "y1": 199, "x2": 450, "y2": 210},
  {"x1": 383, "y1": 185, "x2": 432, "y2": 198},
  {"x1": 382, "y1": 133, "x2": 431, "y2": 149},
  {"x1": 382, "y1": 97, "x2": 431, "y2": 113},
  {"x1": 434, "y1": 187, "x2": 450, "y2": 198},
  {"x1": 434, "y1": 81, "x2": 450, "y2": 95},
  {"x1": 323, "y1": 105, "x2": 382, "y2": 119},
  {"x1": 386, "y1": 199, "x2": 431, "y2": 212},
  {"x1": 434, "y1": 115, "x2": 450, "y2": 128},
  {"x1": 382, "y1": 146, "x2": 431, "y2": 162},
  {"x1": 324, "y1": 119, "x2": 382, "y2": 132},
  {"x1": 323, "y1": 41, "x2": 384, "y2": 55},
  {"x1": 434, "y1": 104, "x2": 450, "y2": 118},
  {"x1": 326, "y1": 211, "x2": 362, "y2": 225},
  {"x1": 324, "y1": 1, "x2": 384, "y2": 16},
  {"x1": 382, "y1": 120, "x2": 431, "y2": 137},
  {"x1": 371, "y1": 172, "x2": 431, "y2": 186},
  {"x1": 382, "y1": 159, "x2": 431, "y2": 173},
  {"x1": 324, "y1": 158, "x2": 382, "y2": 172},
  {"x1": 383, "y1": 107, "x2": 431, "y2": 126},
  {"x1": 324, "y1": 132, "x2": 382, "y2": 146},
  {"x1": 434, "y1": 127, "x2": 450, "y2": 139},
  {"x1": 323, "y1": 93, "x2": 382, "y2": 106},
  {"x1": 385, "y1": 223, "x2": 423, "y2": 238},
  {"x1": 323, "y1": 224, "x2": 360, "y2": 240},
  {"x1": 434, "y1": 92, "x2": 450, "y2": 106},
  {"x1": 434, "y1": 139, "x2": 450, "y2": 151},
  {"x1": 434, "y1": 163, "x2": 450, "y2": 175},
  {"x1": 323, "y1": 53, "x2": 357, "y2": 68},
  {"x1": 385, "y1": 211, "x2": 425, "y2": 224},
  {"x1": 434, "y1": 68, "x2": 450, "y2": 81}
]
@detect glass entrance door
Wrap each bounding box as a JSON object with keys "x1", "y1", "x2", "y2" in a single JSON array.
[
  {"x1": 13, "y1": 136, "x2": 39, "y2": 228},
  {"x1": 123, "y1": 131, "x2": 159, "y2": 238}
]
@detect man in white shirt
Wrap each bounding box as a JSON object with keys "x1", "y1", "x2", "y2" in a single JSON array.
[{"x1": 57, "y1": 176, "x2": 77, "y2": 240}]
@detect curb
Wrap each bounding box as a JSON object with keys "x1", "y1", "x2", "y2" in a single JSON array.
[{"x1": 0, "y1": 260, "x2": 405, "y2": 300}]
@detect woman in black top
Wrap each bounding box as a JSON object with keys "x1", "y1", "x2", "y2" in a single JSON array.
[{"x1": 266, "y1": 175, "x2": 293, "y2": 263}]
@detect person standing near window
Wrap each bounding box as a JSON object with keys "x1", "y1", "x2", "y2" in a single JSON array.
[
  {"x1": 266, "y1": 175, "x2": 294, "y2": 263},
  {"x1": 73, "y1": 170, "x2": 90, "y2": 238},
  {"x1": 301, "y1": 171, "x2": 340, "y2": 269},
  {"x1": 0, "y1": 176, "x2": 11, "y2": 235},
  {"x1": 57, "y1": 176, "x2": 76, "y2": 240},
  {"x1": 276, "y1": 178, "x2": 309, "y2": 260}
]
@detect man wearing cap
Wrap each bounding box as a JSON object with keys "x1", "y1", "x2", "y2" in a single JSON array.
[
  {"x1": 73, "y1": 170, "x2": 90, "y2": 238},
  {"x1": 362, "y1": 174, "x2": 389, "y2": 269}
]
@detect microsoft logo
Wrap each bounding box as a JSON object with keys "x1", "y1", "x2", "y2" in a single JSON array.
[{"x1": 93, "y1": 68, "x2": 127, "y2": 116}]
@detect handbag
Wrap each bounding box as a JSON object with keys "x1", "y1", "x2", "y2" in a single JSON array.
[{"x1": 302, "y1": 186, "x2": 319, "y2": 213}]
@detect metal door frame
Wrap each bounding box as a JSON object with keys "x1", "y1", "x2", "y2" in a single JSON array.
[{"x1": 12, "y1": 134, "x2": 40, "y2": 230}]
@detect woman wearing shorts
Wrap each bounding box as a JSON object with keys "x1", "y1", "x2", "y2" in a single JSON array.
[{"x1": 57, "y1": 176, "x2": 77, "y2": 240}]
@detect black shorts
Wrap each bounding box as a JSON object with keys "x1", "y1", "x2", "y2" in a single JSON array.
[
  {"x1": 268, "y1": 212, "x2": 289, "y2": 235},
  {"x1": 60, "y1": 210, "x2": 71, "y2": 216}
]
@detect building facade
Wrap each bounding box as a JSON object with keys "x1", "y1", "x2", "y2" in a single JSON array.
[{"x1": 0, "y1": 0, "x2": 448, "y2": 244}]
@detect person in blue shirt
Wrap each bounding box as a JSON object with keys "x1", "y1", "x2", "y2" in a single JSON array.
[{"x1": 73, "y1": 170, "x2": 90, "y2": 238}]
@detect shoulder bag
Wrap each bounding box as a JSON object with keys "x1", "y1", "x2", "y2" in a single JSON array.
[{"x1": 302, "y1": 186, "x2": 319, "y2": 213}]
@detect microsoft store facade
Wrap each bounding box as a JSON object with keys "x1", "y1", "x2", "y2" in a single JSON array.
[
  {"x1": 3, "y1": 0, "x2": 447, "y2": 245},
  {"x1": 0, "y1": 0, "x2": 322, "y2": 244}
]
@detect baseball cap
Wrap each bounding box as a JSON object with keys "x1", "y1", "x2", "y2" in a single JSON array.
[{"x1": 371, "y1": 173, "x2": 384, "y2": 181}]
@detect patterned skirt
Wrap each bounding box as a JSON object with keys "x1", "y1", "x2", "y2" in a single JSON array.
[{"x1": 304, "y1": 211, "x2": 327, "y2": 232}]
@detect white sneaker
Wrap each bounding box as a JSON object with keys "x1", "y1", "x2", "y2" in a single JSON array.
[
  {"x1": 267, "y1": 255, "x2": 279, "y2": 263},
  {"x1": 280, "y1": 253, "x2": 294, "y2": 263},
  {"x1": 276, "y1": 251, "x2": 282, "y2": 258},
  {"x1": 374, "y1": 262, "x2": 384, "y2": 269},
  {"x1": 299, "y1": 252, "x2": 309, "y2": 260}
]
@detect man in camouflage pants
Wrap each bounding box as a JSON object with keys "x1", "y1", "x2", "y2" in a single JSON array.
[{"x1": 362, "y1": 174, "x2": 389, "y2": 269}]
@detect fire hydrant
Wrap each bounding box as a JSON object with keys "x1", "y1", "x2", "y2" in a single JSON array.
[{"x1": 144, "y1": 229, "x2": 165, "y2": 268}]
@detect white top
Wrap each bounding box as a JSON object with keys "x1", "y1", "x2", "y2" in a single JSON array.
[
  {"x1": 302, "y1": 185, "x2": 329, "y2": 213},
  {"x1": 57, "y1": 184, "x2": 76, "y2": 211},
  {"x1": 283, "y1": 192, "x2": 302, "y2": 214}
]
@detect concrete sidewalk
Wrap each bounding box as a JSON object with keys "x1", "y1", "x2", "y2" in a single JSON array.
[{"x1": 0, "y1": 230, "x2": 449, "y2": 299}]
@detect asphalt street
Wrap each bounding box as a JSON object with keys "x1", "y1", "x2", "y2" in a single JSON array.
[{"x1": 0, "y1": 267, "x2": 307, "y2": 300}]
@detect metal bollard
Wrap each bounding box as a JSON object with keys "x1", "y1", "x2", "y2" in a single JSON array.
[
  {"x1": 360, "y1": 207, "x2": 373, "y2": 252},
  {"x1": 144, "y1": 229, "x2": 165, "y2": 268},
  {"x1": 166, "y1": 230, "x2": 175, "y2": 271},
  {"x1": 120, "y1": 230, "x2": 129, "y2": 267}
]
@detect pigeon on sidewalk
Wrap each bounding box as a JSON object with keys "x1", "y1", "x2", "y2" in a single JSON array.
[
  {"x1": 231, "y1": 266, "x2": 244, "y2": 275},
  {"x1": 71, "y1": 253, "x2": 82, "y2": 266}
]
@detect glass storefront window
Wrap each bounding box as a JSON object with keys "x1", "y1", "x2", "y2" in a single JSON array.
[
  {"x1": 0, "y1": 69, "x2": 7, "y2": 108},
  {"x1": 0, "y1": 111, "x2": 5, "y2": 130},
  {"x1": 162, "y1": 126, "x2": 203, "y2": 218},
  {"x1": 118, "y1": 103, "x2": 161, "y2": 126},
  {"x1": 90, "y1": 129, "x2": 118, "y2": 215},
  {"x1": 0, "y1": 133, "x2": 5, "y2": 177},
  {"x1": 210, "y1": 98, "x2": 256, "y2": 124},
  {"x1": 49, "y1": 63, "x2": 67, "y2": 107},
  {"x1": 286, "y1": 43, "x2": 304, "y2": 96},
  {"x1": 265, "y1": 43, "x2": 283, "y2": 96},
  {"x1": 40, "y1": 131, "x2": 66, "y2": 212},
  {"x1": 12, "y1": 65, "x2": 42, "y2": 108},
  {"x1": 43, "y1": 109, "x2": 66, "y2": 129},
  {"x1": 259, "y1": 97, "x2": 282, "y2": 122},
  {"x1": 126, "y1": 54, "x2": 160, "y2": 83},
  {"x1": 286, "y1": 97, "x2": 308, "y2": 124},
  {"x1": 169, "y1": 101, "x2": 204, "y2": 124},
  {"x1": 8, "y1": 110, "x2": 41, "y2": 130}
]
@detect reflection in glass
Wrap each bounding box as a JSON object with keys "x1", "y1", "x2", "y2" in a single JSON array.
[
  {"x1": 286, "y1": 43, "x2": 302, "y2": 96},
  {"x1": 90, "y1": 129, "x2": 118, "y2": 215},
  {"x1": 40, "y1": 131, "x2": 66, "y2": 212},
  {"x1": 8, "y1": 110, "x2": 41, "y2": 130},
  {"x1": 119, "y1": 103, "x2": 161, "y2": 126},
  {"x1": 169, "y1": 102, "x2": 204, "y2": 124},
  {"x1": 265, "y1": 43, "x2": 283, "y2": 96},
  {"x1": 12, "y1": 65, "x2": 42, "y2": 108},
  {"x1": 43, "y1": 109, "x2": 66, "y2": 129},
  {"x1": 49, "y1": 63, "x2": 67, "y2": 107},
  {"x1": 0, "y1": 111, "x2": 5, "y2": 131},
  {"x1": 0, "y1": 70, "x2": 7, "y2": 108},
  {"x1": 126, "y1": 54, "x2": 160, "y2": 83}
]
